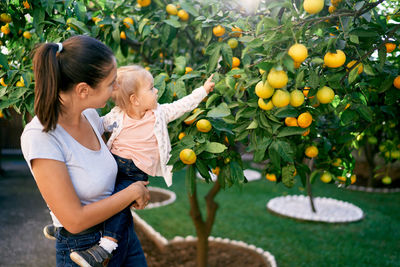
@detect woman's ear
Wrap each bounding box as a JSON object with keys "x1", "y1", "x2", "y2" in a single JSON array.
[{"x1": 75, "y1": 82, "x2": 90, "y2": 99}]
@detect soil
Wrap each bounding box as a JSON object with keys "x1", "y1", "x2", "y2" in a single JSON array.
[
  {"x1": 149, "y1": 190, "x2": 170, "y2": 203},
  {"x1": 135, "y1": 224, "x2": 270, "y2": 267}
]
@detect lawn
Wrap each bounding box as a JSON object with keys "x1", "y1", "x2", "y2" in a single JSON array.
[{"x1": 136, "y1": 167, "x2": 400, "y2": 267}]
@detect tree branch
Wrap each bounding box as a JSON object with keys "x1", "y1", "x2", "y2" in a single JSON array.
[{"x1": 205, "y1": 181, "x2": 221, "y2": 236}]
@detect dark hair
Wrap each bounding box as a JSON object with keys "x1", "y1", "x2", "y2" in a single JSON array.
[{"x1": 32, "y1": 35, "x2": 114, "y2": 132}]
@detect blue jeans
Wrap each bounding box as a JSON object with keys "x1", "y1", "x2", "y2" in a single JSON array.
[
  {"x1": 104, "y1": 154, "x2": 148, "y2": 241},
  {"x1": 55, "y1": 220, "x2": 147, "y2": 266}
]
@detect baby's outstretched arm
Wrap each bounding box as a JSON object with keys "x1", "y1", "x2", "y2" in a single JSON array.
[{"x1": 203, "y1": 74, "x2": 215, "y2": 94}]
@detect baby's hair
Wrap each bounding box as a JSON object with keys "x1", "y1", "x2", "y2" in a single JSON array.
[{"x1": 114, "y1": 65, "x2": 153, "y2": 111}]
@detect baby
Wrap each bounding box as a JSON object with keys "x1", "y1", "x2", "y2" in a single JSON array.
[{"x1": 69, "y1": 65, "x2": 215, "y2": 267}]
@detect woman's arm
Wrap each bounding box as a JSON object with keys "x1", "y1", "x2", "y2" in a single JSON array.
[{"x1": 31, "y1": 158, "x2": 149, "y2": 234}]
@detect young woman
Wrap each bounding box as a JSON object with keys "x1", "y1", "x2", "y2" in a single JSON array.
[{"x1": 20, "y1": 35, "x2": 149, "y2": 267}]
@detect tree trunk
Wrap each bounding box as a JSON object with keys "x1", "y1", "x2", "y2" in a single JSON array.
[
  {"x1": 364, "y1": 143, "x2": 376, "y2": 187},
  {"x1": 306, "y1": 158, "x2": 316, "y2": 213},
  {"x1": 188, "y1": 181, "x2": 221, "y2": 267}
]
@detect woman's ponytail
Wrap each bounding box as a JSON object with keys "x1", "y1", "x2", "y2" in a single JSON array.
[{"x1": 33, "y1": 43, "x2": 62, "y2": 132}]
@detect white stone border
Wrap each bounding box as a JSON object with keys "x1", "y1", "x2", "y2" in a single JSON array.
[
  {"x1": 145, "y1": 186, "x2": 176, "y2": 209},
  {"x1": 196, "y1": 169, "x2": 262, "y2": 182},
  {"x1": 131, "y1": 211, "x2": 277, "y2": 267},
  {"x1": 267, "y1": 195, "x2": 364, "y2": 223},
  {"x1": 345, "y1": 185, "x2": 400, "y2": 193}
]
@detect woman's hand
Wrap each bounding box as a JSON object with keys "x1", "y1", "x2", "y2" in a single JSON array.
[
  {"x1": 129, "y1": 181, "x2": 150, "y2": 210},
  {"x1": 203, "y1": 74, "x2": 215, "y2": 94}
]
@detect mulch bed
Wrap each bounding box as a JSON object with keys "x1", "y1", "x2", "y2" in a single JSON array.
[
  {"x1": 149, "y1": 190, "x2": 170, "y2": 203},
  {"x1": 134, "y1": 222, "x2": 269, "y2": 267}
]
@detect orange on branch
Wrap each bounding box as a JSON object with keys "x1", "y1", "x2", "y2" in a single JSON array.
[{"x1": 180, "y1": 149, "x2": 197, "y2": 165}]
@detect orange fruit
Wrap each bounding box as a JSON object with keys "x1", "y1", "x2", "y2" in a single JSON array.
[
  {"x1": 120, "y1": 31, "x2": 126, "y2": 40},
  {"x1": 178, "y1": 132, "x2": 186, "y2": 140},
  {"x1": 294, "y1": 61, "x2": 301, "y2": 69},
  {"x1": 0, "y1": 13, "x2": 12, "y2": 23},
  {"x1": 385, "y1": 43, "x2": 396, "y2": 53},
  {"x1": 267, "y1": 68, "x2": 288, "y2": 88},
  {"x1": 288, "y1": 43, "x2": 308, "y2": 63},
  {"x1": 231, "y1": 67, "x2": 241, "y2": 78},
  {"x1": 23, "y1": 31, "x2": 31, "y2": 39},
  {"x1": 231, "y1": 26, "x2": 243, "y2": 37},
  {"x1": 259, "y1": 69, "x2": 266, "y2": 75},
  {"x1": 137, "y1": 0, "x2": 151, "y2": 7},
  {"x1": 0, "y1": 77, "x2": 7, "y2": 87},
  {"x1": 271, "y1": 90, "x2": 290, "y2": 108},
  {"x1": 350, "y1": 174, "x2": 356, "y2": 184},
  {"x1": 302, "y1": 129, "x2": 310, "y2": 136},
  {"x1": 228, "y1": 38, "x2": 238, "y2": 49},
  {"x1": 255, "y1": 81, "x2": 274, "y2": 99},
  {"x1": 346, "y1": 60, "x2": 363, "y2": 74},
  {"x1": 324, "y1": 50, "x2": 346, "y2": 68},
  {"x1": 297, "y1": 112, "x2": 312, "y2": 128},
  {"x1": 212, "y1": 167, "x2": 220, "y2": 176},
  {"x1": 328, "y1": 5, "x2": 336, "y2": 13},
  {"x1": 290, "y1": 89, "x2": 305, "y2": 107},
  {"x1": 320, "y1": 172, "x2": 332, "y2": 183},
  {"x1": 331, "y1": 0, "x2": 342, "y2": 6},
  {"x1": 285, "y1": 117, "x2": 298, "y2": 127},
  {"x1": 180, "y1": 149, "x2": 197, "y2": 164},
  {"x1": 213, "y1": 25, "x2": 225, "y2": 37},
  {"x1": 185, "y1": 67, "x2": 193, "y2": 74},
  {"x1": 23, "y1": 0, "x2": 30, "y2": 9},
  {"x1": 393, "y1": 76, "x2": 400, "y2": 89},
  {"x1": 196, "y1": 119, "x2": 212, "y2": 133},
  {"x1": 177, "y1": 9, "x2": 189, "y2": 21},
  {"x1": 266, "y1": 173, "x2": 277, "y2": 182},
  {"x1": 344, "y1": 103, "x2": 350, "y2": 110},
  {"x1": 1, "y1": 24, "x2": 10, "y2": 35},
  {"x1": 316, "y1": 86, "x2": 335, "y2": 104},
  {"x1": 305, "y1": 145, "x2": 318, "y2": 158},
  {"x1": 166, "y1": 4, "x2": 178, "y2": 15},
  {"x1": 232, "y1": 57, "x2": 240, "y2": 68},
  {"x1": 123, "y1": 17, "x2": 134, "y2": 28},
  {"x1": 332, "y1": 158, "x2": 342, "y2": 167},
  {"x1": 303, "y1": 87, "x2": 310, "y2": 97},
  {"x1": 337, "y1": 176, "x2": 346, "y2": 183},
  {"x1": 258, "y1": 98, "x2": 274, "y2": 111},
  {"x1": 303, "y1": 0, "x2": 324, "y2": 14}
]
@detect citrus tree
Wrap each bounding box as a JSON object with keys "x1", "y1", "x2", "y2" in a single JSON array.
[{"x1": 1, "y1": 0, "x2": 400, "y2": 266}]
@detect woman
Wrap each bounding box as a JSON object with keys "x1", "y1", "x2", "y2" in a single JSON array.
[{"x1": 20, "y1": 35, "x2": 149, "y2": 267}]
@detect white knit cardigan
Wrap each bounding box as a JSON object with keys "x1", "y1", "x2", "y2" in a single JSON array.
[{"x1": 102, "y1": 86, "x2": 207, "y2": 187}]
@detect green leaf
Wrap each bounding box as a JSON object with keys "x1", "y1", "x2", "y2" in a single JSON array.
[
  {"x1": 295, "y1": 70, "x2": 305, "y2": 89},
  {"x1": 357, "y1": 105, "x2": 373, "y2": 122},
  {"x1": 277, "y1": 127, "x2": 307, "y2": 137},
  {"x1": 207, "y1": 102, "x2": 231, "y2": 118},
  {"x1": 274, "y1": 106, "x2": 298, "y2": 118},
  {"x1": 196, "y1": 160, "x2": 211, "y2": 180},
  {"x1": 268, "y1": 143, "x2": 281, "y2": 169},
  {"x1": 309, "y1": 69, "x2": 319, "y2": 89},
  {"x1": 33, "y1": 8, "x2": 45, "y2": 37},
  {"x1": 164, "y1": 18, "x2": 181, "y2": 28},
  {"x1": 185, "y1": 165, "x2": 196, "y2": 196},
  {"x1": 271, "y1": 140, "x2": 294, "y2": 163},
  {"x1": 204, "y1": 142, "x2": 227, "y2": 153},
  {"x1": 246, "y1": 120, "x2": 258, "y2": 129},
  {"x1": 180, "y1": 2, "x2": 199, "y2": 16},
  {"x1": 230, "y1": 161, "x2": 245, "y2": 184},
  {"x1": 348, "y1": 67, "x2": 359, "y2": 84},
  {"x1": 341, "y1": 109, "x2": 358, "y2": 124},
  {"x1": 349, "y1": 34, "x2": 359, "y2": 44},
  {"x1": 207, "y1": 44, "x2": 221, "y2": 73},
  {"x1": 0, "y1": 53, "x2": 9, "y2": 70},
  {"x1": 221, "y1": 43, "x2": 233, "y2": 67},
  {"x1": 112, "y1": 27, "x2": 120, "y2": 44},
  {"x1": 363, "y1": 64, "x2": 375, "y2": 76},
  {"x1": 174, "y1": 80, "x2": 186, "y2": 98},
  {"x1": 206, "y1": 93, "x2": 219, "y2": 108}
]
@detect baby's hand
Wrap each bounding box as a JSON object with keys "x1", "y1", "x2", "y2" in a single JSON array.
[{"x1": 203, "y1": 74, "x2": 215, "y2": 94}]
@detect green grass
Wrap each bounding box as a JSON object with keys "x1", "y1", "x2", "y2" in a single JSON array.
[{"x1": 137, "y1": 167, "x2": 400, "y2": 267}]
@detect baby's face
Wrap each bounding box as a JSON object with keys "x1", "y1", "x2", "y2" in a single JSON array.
[{"x1": 137, "y1": 80, "x2": 158, "y2": 110}]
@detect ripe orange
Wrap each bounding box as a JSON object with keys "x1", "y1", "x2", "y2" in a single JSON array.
[
  {"x1": 328, "y1": 5, "x2": 336, "y2": 13},
  {"x1": 331, "y1": 0, "x2": 342, "y2": 6},
  {"x1": 344, "y1": 103, "x2": 350, "y2": 110},
  {"x1": 231, "y1": 67, "x2": 241, "y2": 78},
  {"x1": 290, "y1": 89, "x2": 305, "y2": 107},
  {"x1": 0, "y1": 110, "x2": 3, "y2": 118},
  {"x1": 177, "y1": 9, "x2": 189, "y2": 21},
  {"x1": 267, "y1": 68, "x2": 288, "y2": 89},
  {"x1": 23, "y1": 31, "x2": 31, "y2": 39},
  {"x1": 288, "y1": 43, "x2": 308, "y2": 63},
  {"x1": 258, "y1": 98, "x2": 274, "y2": 111},
  {"x1": 196, "y1": 119, "x2": 212, "y2": 133},
  {"x1": 123, "y1": 17, "x2": 134, "y2": 28},
  {"x1": 232, "y1": 57, "x2": 240, "y2": 68},
  {"x1": 259, "y1": 69, "x2": 266, "y2": 75},
  {"x1": 324, "y1": 50, "x2": 346, "y2": 68},
  {"x1": 297, "y1": 112, "x2": 312, "y2": 128},
  {"x1": 302, "y1": 129, "x2": 310, "y2": 136},
  {"x1": 385, "y1": 43, "x2": 396, "y2": 53},
  {"x1": 271, "y1": 90, "x2": 290, "y2": 108},
  {"x1": 231, "y1": 26, "x2": 242, "y2": 37},
  {"x1": 332, "y1": 158, "x2": 342, "y2": 167},
  {"x1": 120, "y1": 31, "x2": 126, "y2": 40},
  {"x1": 320, "y1": 172, "x2": 332, "y2": 183},
  {"x1": 303, "y1": 0, "x2": 324, "y2": 14},
  {"x1": 1, "y1": 24, "x2": 10, "y2": 35},
  {"x1": 393, "y1": 76, "x2": 400, "y2": 89},
  {"x1": 305, "y1": 145, "x2": 318, "y2": 158},
  {"x1": 213, "y1": 25, "x2": 225, "y2": 37},
  {"x1": 212, "y1": 167, "x2": 220, "y2": 176},
  {"x1": 178, "y1": 132, "x2": 186, "y2": 140},
  {"x1": 137, "y1": 0, "x2": 151, "y2": 7},
  {"x1": 228, "y1": 38, "x2": 238, "y2": 49},
  {"x1": 23, "y1": 0, "x2": 30, "y2": 8},
  {"x1": 337, "y1": 176, "x2": 346, "y2": 183},
  {"x1": 285, "y1": 117, "x2": 298, "y2": 127},
  {"x1": 180, "y1": 149, "x2": 197, "y2": 164},
  {"x1": 0, "y1": 77, "x2": 7, "y2": 87},
  {"x1": 0, "y1": 13, "x2": 12, "y2": 23},
  {"x1": 294, "y1": 61, "x2": 301, "y2": 69},
  {"x1": 185, "y1": 67, "x2": 193, "y2": 74},
  {"x1": 266, "y1": 173, "x2": 277, "y2": 182},
  {"x1": 255, "y1": 81, "x2": 274, "y2": 99},
  {"x1": 350, "y1": 174, "x2": 356, "y2": 184},
  {"x1": 166, "y1": 4, "x2": 178, "y2": 15},
  {"x1": 346, "y1": 60, "x2": 363, "y2": 74},
  {"x1": 316, "y1": 86, "x2": 335, "y2": 104},
  {"x1": 303, "y1": 87, "x2": 310, "y2": 97}
]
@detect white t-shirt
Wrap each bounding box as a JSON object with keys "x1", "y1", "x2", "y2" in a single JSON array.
[{"x1": 20, "y1": 109, "x2": 117, "y2": 227}]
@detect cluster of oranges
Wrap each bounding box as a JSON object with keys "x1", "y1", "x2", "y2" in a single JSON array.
[{"x1": 166, "y1": 4, "x2": 189, "y2": 21}]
